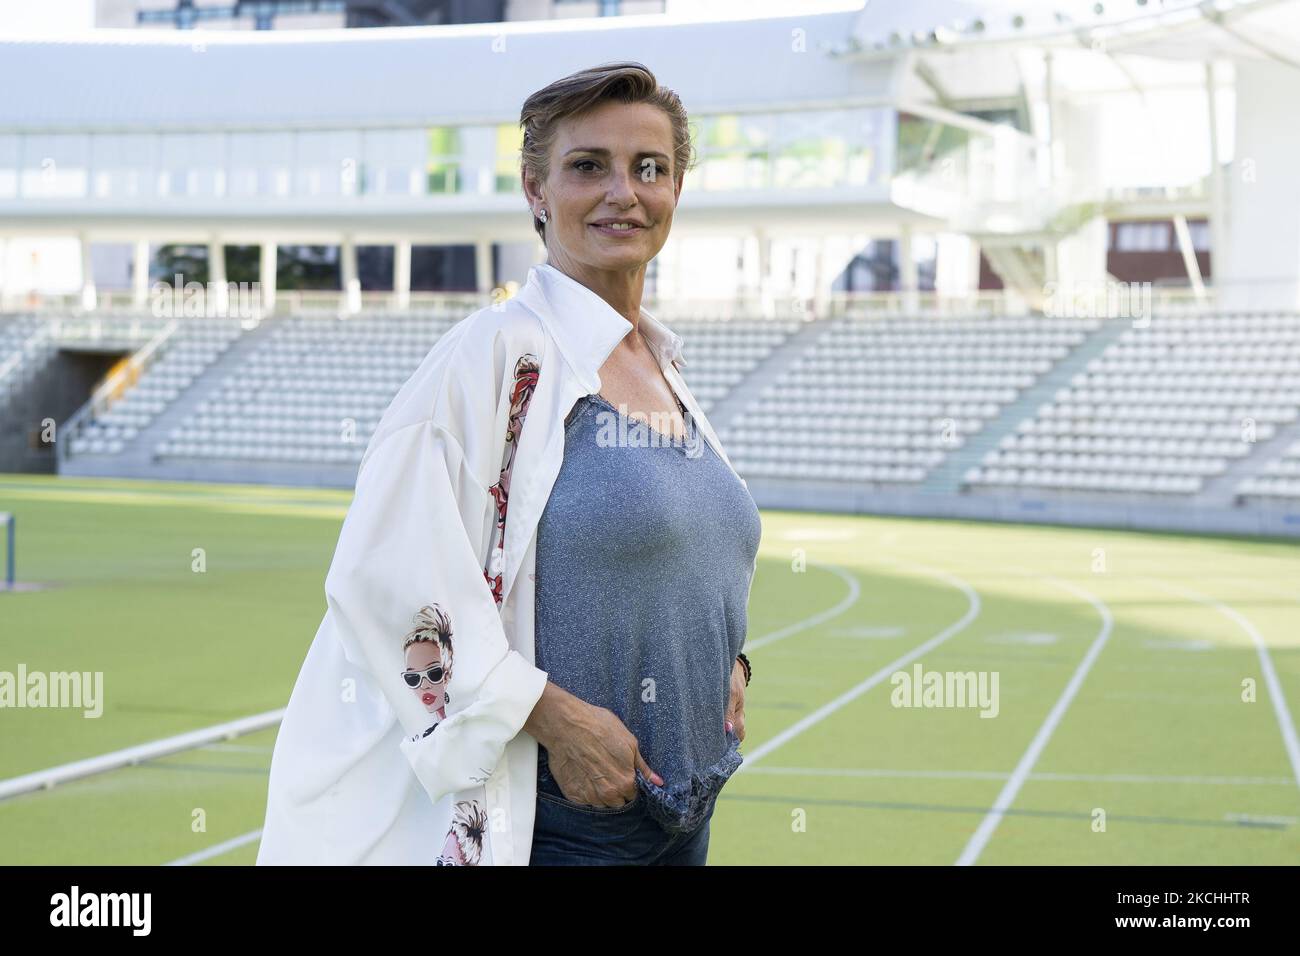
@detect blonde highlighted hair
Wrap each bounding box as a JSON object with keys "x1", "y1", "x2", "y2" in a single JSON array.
[
  {"x1": 519, "y1": 60, "x2": 697, "y2": 242},
  {"x1": 403, "y1": 604, "x2": 454, "y2": 663}
]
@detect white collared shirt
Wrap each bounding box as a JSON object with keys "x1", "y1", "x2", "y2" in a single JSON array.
[{"x1": 257, "y1": 262, "x2": 753, "y2": 865}]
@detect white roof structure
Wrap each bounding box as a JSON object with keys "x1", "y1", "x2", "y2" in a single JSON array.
[
  {"x1": 1, "y1": 0, "x2": 1298, "y2": 308},
  {"x1": 0, "y1": 9, "x2": 883, "y2": 131}
]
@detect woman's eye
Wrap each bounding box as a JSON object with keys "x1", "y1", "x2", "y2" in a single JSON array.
[{"x1": 573, "y1": 160, "x2": 599, "y2": 172}]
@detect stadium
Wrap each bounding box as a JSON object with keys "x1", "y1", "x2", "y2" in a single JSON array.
[{"x1": 0, "y1": 0, "x2": 1298, "y2": 871}]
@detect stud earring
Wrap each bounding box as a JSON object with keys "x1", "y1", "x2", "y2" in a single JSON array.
[{"x1": 538, "y1": 208, "x2": 548, "y2": 224}]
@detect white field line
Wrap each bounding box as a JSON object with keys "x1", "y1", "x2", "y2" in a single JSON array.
[
  {"x1": 955, "y1": 576, "x2": 1114, "y2": 867},
  {"x1": 745, "y1": 562, "x2": 861, "y2": 652},
  {"x1": 745, "y1": 766, "x2": 1296, "y2": 786},
  {"x1": 1200, "y1": 578, "x2": 1300, "y2": 605},
  {"x1": 0, "y1": 709, "x2": 285, "y2": 801},
  {"x1": 165, "y1": 829, "x2": 263, "y2": 867},
  {"x1": 1148, "y1": 579, "x2": 1300, "y2": 792},
  {"x1": 738, "y1": 559, "x2": 982, "y2": 770}
]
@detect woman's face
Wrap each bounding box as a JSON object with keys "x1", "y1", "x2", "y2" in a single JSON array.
[
  {"x1": 526, "y1": 100, "x2": 682, "y2": 275},
  {"x1": 404, "y1": 642, "x2": 447, "y2": 714}
]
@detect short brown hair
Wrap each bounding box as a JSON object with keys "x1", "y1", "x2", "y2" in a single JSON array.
[{"x1": 519, "y1": 61, "x2": 696, "y2": 243}]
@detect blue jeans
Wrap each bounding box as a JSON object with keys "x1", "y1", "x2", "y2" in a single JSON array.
[{"x1": 528, "y1": 757, "x2": 714, "y2": 866}]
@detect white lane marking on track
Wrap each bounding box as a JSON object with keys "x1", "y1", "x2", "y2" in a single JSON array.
[
  {"x1": 738, "y1": 559, "x2": 981, "y2": 770},
  {"x1": 165, "y1": 829, "x2": 262, "y2": 866},
  {"x1": 831, "y1": 625, "x2": 905, "y2": 639},
  {"x1": 987, "y1": 632, "x2": 1059, "y2": 645},
  {"x1": 955, "y1": 575, "x2": 1113, "y2": 867},
  {"x1": 1149, "y1": 580, "x2": 1300, "y2": 792},
  {"x1": 779, "y1": 528, "x2": 859, "y2": 541},
  {"x1": 1224, "y1": 812, "x2": 1298, "y2": 825},
  {"x1": 745, "y1": 766, "x2": 1297, "y2": 786},
  {"x1": 745, "y1": 562, "x2": 861, "y2": 652},
  {"x1": 1141, "y1": 638, "x2": 1214, "y2": 652}
]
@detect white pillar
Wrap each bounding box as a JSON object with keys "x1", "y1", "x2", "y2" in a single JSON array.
[
  {"x1": 673, "y1": 239, "x2": 686, "y2": 302},
  {"x1": 812, "y1": 236, "x2": 827, "y2": 319},
  {"x1": 1042, "y1": 50, "x2": 1058, "y2": 191},
  {"x1": 79, "y1": 234, "x2": 97, "y2": 312},
  {"x1": 898, "y1": 223, "x2": 918, "y2": 315},
  {"x1": 340, "y1": 235, "x2": 360, "y2": 315},
  {"x1": 260, "y1": 242, "x2": 277, "y2": 316},
  {"x1": 1205, "y1": 61, "x2": 1226, "y2": 286},
  {"x1": 755, "y1": 228, "x2": 773, "y2": 318},
  {"x1": 1221, "y1": 60, "x2": 1300, "y2": 310},
  {"x1": 935, "y1": 232, "x2": 978, "y2": 306},
  {"x1": 1171, "y1": 214, "x2": 1207, "y2": 303},
  {"x1": 394, "y1": 240, "x2": 412, "y2": 310},
  {"x1": 475, "y1": 239, "x2": 493, "y2": 296},
  {"x1": 132, "y1": 239, "x2": 150, "y2": 309},
  {"x1": 208, "y1": 238, "x2": 227, "y2": 315}
]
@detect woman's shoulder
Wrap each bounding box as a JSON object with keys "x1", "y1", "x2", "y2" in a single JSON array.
[{"x1": 362, "y1": 298, "x2": 548, "y2": 463}]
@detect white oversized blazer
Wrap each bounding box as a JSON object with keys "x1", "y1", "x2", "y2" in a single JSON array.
[{"x1": 257, "y1": 261, "x2": 753, "y2": 866}]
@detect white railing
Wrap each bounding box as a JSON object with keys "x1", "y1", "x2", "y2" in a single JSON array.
[
  {"x1": 57, "y1": 318, "x2": 181, "y2": 465},
  {"x1": 0, "y1": 325, "x2": 58, "y2": 409},
  {"x1": 0, "y1": 709, "x2": 285, "y2": 801}
]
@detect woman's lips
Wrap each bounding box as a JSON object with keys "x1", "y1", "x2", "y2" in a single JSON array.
[
  {"x1": 422, "y1": 693, "x2": 436, "y2": 706},
  {"x1": 589, "y1": 223, "x2": 644, "y2": 237}
]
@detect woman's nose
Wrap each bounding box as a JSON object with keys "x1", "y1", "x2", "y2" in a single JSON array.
[{"x1": 606, "y1": 171, "x2": 638, "y2": 202}]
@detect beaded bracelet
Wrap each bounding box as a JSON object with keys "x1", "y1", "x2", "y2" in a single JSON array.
[{"x1": 736, "y1": 651, "x2": 752, "y2": 686}]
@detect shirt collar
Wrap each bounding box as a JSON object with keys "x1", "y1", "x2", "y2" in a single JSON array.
[{"x1": 514, "y1": 262, "x2": 686, "y2": 394}]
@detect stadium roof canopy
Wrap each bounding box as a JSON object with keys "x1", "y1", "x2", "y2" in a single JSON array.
[
  {"x1": 4, "y1": 0, "x2": 1296, "y2": 133},
  {"x1": 0, "y1": 8, "x2": 885, "y2": 132},
  {"x1": 836, "y1": 0, "x2": 1300, "y2": 104}
]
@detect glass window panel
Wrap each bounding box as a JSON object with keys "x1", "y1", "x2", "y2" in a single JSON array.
[
  {"x1": 426, "y1": 126, "x2": 461, "y2": 195},
  {"x1": 21, "y1": 134, "x2": 90, "y2": 198},
  {"x1": 495, "y1": 123, "x2": 523, "y2": 194}
]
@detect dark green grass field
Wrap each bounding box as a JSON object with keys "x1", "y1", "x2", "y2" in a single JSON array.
[{"x1": 1, "y1": 473, "x2": 1297, "y2": 865}]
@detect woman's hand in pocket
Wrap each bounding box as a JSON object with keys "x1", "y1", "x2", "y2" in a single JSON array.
[{"x1": 725, "y1": 658, "x2": 746, "y2": 742}]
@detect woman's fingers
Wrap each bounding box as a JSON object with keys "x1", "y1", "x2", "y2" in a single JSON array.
[{"x1": 634, "y1": 746, "x2": 663, "y2": 788}]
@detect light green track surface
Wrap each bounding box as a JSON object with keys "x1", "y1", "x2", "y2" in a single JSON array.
[{"x1": 1, "y1": 474, "x2": 1297, "y2": 865}]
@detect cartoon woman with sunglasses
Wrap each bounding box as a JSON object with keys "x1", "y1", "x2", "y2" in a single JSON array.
[
  {"x1": 400, "y1": 605, "x2": 486, "y2": 865},
  {"x1": 402, "y1": 604, "x2": 454, "y2": 730}
]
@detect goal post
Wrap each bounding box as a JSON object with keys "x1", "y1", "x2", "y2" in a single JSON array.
[{"x1": 0, "y1": 512, "x2": 13, "y2": 590}]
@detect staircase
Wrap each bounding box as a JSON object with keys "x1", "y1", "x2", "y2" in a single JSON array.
[
  {"x1": 919, "y1": 317, "x2": 1135, "y2": 495},
  {"x1": 979, "y1": 243, "x2": 1047, "y2": 310},
  {"x1": 704, "y1": 317, "x2": 834, "y2": 433},
  {"x1": 1199, "y1": 416, "x2": 1300, "y2": 507},
  {"x1": 61, "y1": 317, "x2": 283, "y2": 479}
]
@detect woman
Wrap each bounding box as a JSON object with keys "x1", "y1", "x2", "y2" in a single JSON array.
[
  {"x1": 257, "y1": 61, "x2": 758, "y2": 867},
  {"x1": 518, "y1": 63, "x2": 761, "y2": 865}
]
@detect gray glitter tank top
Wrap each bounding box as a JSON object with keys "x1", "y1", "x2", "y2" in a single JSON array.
[{"x1": 534, "y1": 390, "x2": 761, "y2": 833}]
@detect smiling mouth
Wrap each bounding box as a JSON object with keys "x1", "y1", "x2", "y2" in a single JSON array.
[{"x1": 589, "y1": 222, "x2": 645, "y2": 234}]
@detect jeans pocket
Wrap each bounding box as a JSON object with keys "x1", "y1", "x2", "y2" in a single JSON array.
[
  {"x1": 537, "y1": 789, "x2": 641, "y2": 815},
  {"x1": 537, "y1": 762, "x2": 642, "y2": 815}
]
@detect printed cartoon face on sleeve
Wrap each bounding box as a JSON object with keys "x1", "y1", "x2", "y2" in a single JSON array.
[
  {"x1": 435, "y1": 800, "x2": 488, "y2": 866},
  {"x1": 401, "y1": 604, "x2": 454, "y2": 720}
]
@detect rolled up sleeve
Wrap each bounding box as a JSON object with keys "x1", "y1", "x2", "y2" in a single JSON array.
[{"x1": 324, "y1": 417, "x2": 548, "y2": 805}]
